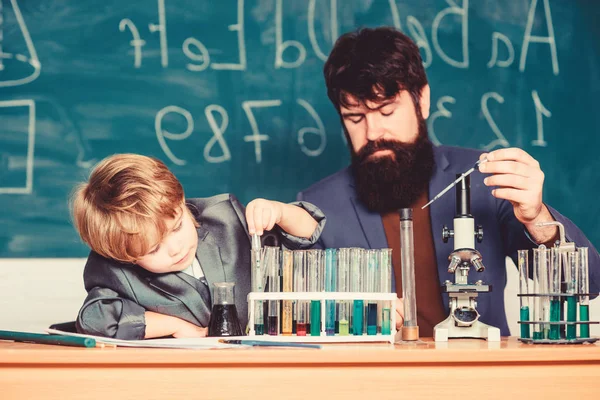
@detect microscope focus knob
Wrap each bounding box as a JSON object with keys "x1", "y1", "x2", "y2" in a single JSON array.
[
  {"x1": 475, "y1": 225, "x2": 484, "y2": 243},
  {"x1": 442, "y1": 226, "x2": 454, "y2": 243}
]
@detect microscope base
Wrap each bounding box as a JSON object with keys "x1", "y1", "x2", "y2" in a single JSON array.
[{"x1": 434, "y1": 317, "x2": 501, "y2": 342}]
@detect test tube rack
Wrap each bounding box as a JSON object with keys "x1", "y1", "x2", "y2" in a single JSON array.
[
  {"x1": 247, "y1": 291, "x2": 397, "y2": 344},
  {"x1": 517, "y1": 293, "x2": 598, "y2": 344}
]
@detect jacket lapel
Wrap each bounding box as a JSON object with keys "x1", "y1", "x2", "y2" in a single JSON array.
[
  {"x1": 194, "y1": 226, "x2": 226, "y2": 300},
  {"x1": 349, "y1": 194, "x2": 389, "y2": 249},
  {"x1": 147, "y1": 272, "x2": 212, "y2": 327}
]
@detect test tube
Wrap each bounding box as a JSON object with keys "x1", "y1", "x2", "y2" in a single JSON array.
[
  {"x1": 578, "y1": 247, "x2": 590, "y2": 338},
  {"x1": 264, "y1": 246, "x2": 280, "y2": 336},
  {"x1": 281, "y1": 249, "x2": 293, "y2": 336},
  {"x1": 517, "y1": 250, "x2": 530, "y2": 339},
  {"x1": 365, "y1": 249, "x2": 378, "y2": 335},
  {"x1": 379, "y1": 248, "x2": 393, "y2": 335},
  {"x1": 337, "y1": 248, "x2": 351, "y2": 336},
  {"x1": 400, "y1": 208, "x2": 418, "y2": 341},
  {"x1": 532, "y1": 246, "x2": 548, "y2": 339},
  {"x1": 308, "y1": 249, "x2": 324, "y2": 336},
  {"x1": 565, "y1": 250, "x2": 579, "y2": 339},
  {"x1": 350, "y1": 248, "x2": 364, "y2": 335},
  {"x1": 548, "y1": 247, "x2": 561, "y2": 340},
  {"x1": 324, "y1": 249, "x2": 337, "y2": 336},
  {"x1": 293, "y1": 250, "x2": 308, "y2": 336},
  {"x1": 251, "y1": 234, "x2": 264, "y2": 335}
]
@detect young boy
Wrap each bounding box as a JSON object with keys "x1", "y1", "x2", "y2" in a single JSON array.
[{"x1": 71, "y1": 154, "x2": 325, "y2": 340}]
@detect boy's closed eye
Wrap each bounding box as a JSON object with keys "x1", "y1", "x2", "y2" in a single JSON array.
[
  {"x1": 147, "y1": 220, "x2": 184, "y2": 255},
  {"x1": 173, "y1": 220, "x2": 183, "y2": 232},
  {"x1": 148, "y1": 244, "x2": 160, "y2": 255}
]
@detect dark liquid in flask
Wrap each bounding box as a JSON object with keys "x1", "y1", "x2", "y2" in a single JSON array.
[{"x1": 208, "y1": 304, "x2": 243, "y2": 337}]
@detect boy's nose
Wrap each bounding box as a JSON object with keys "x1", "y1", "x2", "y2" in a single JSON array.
[{"x1": 166, "y1": 236, "x2": 184, "y2": 258}]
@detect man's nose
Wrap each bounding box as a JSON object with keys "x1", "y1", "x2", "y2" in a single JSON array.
[{"x1": 365, "y1": 114, "x2": 385, "y2": 141}]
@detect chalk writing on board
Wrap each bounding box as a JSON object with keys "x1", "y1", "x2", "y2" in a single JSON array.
[
  {"x1": 531, "y1": 90, "x2": 551, "y2": 147},
  {"x1": 0, "y1": 99, "x2": 35, "y2": 194},
  {"x1": 0, "y1": 0, "x2": 40, "y2": 87},
  {"x1": 481, "y1": 92, "x2": 509, "y2": 151},
  {"x1": 520, "y1": 0, "x2": 559, "y2": 76}
]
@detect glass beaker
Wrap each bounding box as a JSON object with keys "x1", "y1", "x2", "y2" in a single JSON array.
[{"x1": 208, "y1": 282, "x2": 243, "y2": 337}]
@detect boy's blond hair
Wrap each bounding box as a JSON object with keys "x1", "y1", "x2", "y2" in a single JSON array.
[{"x1": 71, "y1": 154, "x2": 188, "y2": 263}]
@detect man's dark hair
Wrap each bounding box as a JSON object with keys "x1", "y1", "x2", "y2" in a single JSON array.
[{"x1": 324, "y1": 27, "x2": 428, "y2": 111}]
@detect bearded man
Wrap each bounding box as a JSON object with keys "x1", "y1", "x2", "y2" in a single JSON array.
[{"x1": 297, "y1": 27, "x2": 599, "y2": 337}]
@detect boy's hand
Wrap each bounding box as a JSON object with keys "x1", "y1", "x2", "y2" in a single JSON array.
[
  {"x1": 246, "y1": 198, "x2": 284, "y2": 236},
  {"x1": 173, "y1": 319, "x2": 208, "y2": 338}
]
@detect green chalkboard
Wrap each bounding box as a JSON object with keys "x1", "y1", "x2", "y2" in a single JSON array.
[{"x1": 1, "y1": 0, "x2": 598, "y2": 257}]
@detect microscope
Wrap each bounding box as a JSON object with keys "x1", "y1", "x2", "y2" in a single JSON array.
[{"x1": 433, "y1": 175, "x2": 501, "y2": 342}]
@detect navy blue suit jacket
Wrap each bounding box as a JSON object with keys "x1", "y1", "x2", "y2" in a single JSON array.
[{"x1": 298, "y1": 145, "x2": 600, "y2": 336}]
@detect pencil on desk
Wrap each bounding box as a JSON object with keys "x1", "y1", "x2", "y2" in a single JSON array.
[{"x1": 0, "y1": 330, "x2": 97, "y2": 348}]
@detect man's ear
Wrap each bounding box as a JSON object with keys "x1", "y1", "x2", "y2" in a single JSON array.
[{"x1": 419, "y1": 84, "x2": 431, "y2": 119}]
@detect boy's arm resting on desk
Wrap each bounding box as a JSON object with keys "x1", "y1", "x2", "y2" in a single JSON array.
[
  {"x1": 144, "y1": 311, "x2": 207, "y2": 339},
  {"x1": 76, "y1": 286, "x2": 147, "y2": 340}
]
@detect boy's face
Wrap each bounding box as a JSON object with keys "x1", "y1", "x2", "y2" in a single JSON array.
[{"x1": 136, "y1": 206, "x2": 199, "y2": 274}]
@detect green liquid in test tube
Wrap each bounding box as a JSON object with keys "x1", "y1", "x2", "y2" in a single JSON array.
[
  {"x1": 532, "y1": 246, "x2": 548, "y2": 340},
  {"x1": 379, "y1": 249, "x2": 393, "y2": 335},
  {"x1": 338, "y1": 248, "x2": 351, "y2": 336},
  {"x1": 578, "y1": 248, "x2": 590, "y2": 338},
  {"x1": 517, "y1": 250, "x2": 530, "y2": 339},
  {"x1": 308, "y1": 249, "x2": 324, "y2": 336},
  {"x1": 548, "y1": 247, "x2": 561, "y2": 340},
  {"x1": 565, "y1": 251, "x2": 579, "y2": 340},
  {"x1": 350, "y1": 248, "x2": 364, "y2": 335},
  {"x1": 324, "y1": 249, "x2": 337, "y2": 336}
]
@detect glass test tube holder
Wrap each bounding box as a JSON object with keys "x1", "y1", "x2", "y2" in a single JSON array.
[
  {"x1": 247, "y1": 292, "x2": 397, "y2": 343},
  {"x1": 517, "y1": 292, "x2": 598, "y2": 344},
  {"x1": 517, "y1": 222, "x2": 598, "y2": 344}
]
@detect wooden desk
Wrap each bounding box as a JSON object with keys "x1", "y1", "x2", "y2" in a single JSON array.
[{"x1": 2, "y1": 337, "x2": 599, "y2": 399}]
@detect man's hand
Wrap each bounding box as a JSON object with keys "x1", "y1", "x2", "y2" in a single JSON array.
[
  {"x1": 395, "y1": 297, "x2": 404, "y2": 329},
  {"x1": 246, "y1": 198, "x2": 284, "y2": 236},
  {"x1": 479, "y1": 148, "x2": 557, "y2": 243}
]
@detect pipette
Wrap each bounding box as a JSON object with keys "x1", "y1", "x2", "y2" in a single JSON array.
[{"x1": 422, "y1": 157, "x2": 488, "y2": 209}]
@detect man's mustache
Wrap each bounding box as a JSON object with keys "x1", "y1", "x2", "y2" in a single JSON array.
[{"x1": 354, "y1": 139, "x2": 415, "y2": 164}]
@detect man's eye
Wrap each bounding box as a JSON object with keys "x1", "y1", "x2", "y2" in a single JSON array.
[
  {"x1": 348, "y1": 116, "x2": 364, "y2": 124},
  {"x1": 381, "y1": 110, "x2": 394, "y2": 117}
]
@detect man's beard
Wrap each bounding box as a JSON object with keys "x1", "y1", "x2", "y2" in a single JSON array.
[{"x1": 350, "y1": 119, "x2": 435, "y2": 213}]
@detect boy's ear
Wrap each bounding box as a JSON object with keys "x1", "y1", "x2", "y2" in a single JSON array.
[{"x1": 419, "y1": 84, "x2": 431, "y2": 119}]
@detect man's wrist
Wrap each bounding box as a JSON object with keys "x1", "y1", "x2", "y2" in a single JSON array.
[{"x1": 524, "y1": 205, "x2": 558, "y2": 245}]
